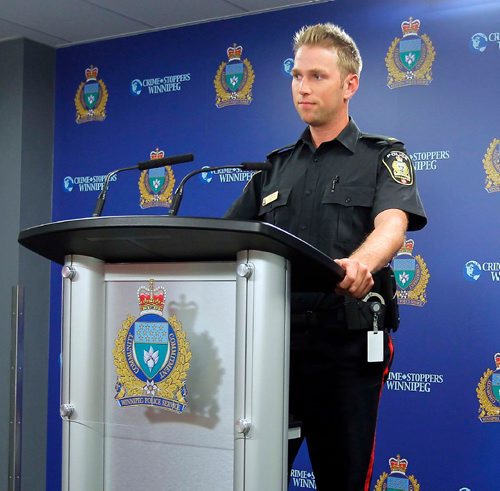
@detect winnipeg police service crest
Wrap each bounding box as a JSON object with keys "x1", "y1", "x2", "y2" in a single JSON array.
[
  {"x1": 214, "y1": 44, "x2": 255, "y2": 108},
  {"x1": 74, "y1": 65, "x2": 108, "y2": 123},
  {"x1": 392, "y1": 239, "x2": 429, "y2": 307},
  {"x1": 374, "y1": 455, "x2": 420, "y2": 491},
  {"x1": 476, "y1": 353, "x2": 500, "y2": 423},
  {"x1": 382, "y1": 150, "x2": 414, "y2": 185},
  {"x1": 138, "y1": 148, "x2": 175, "y2": 209},
  {"x1": 386, "y1": 17, "x2": 436, "y2": 89},
  {"x1": 483, "y1": 138, "x2": 500, "y2": 193},
  {"x1": 113, "y1": 280, "x2": 191, "y2": 413}
]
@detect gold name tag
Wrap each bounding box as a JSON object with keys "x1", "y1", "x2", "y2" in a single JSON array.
[{"x1": 262, "y1": 191, "x2": 279, "y2": 206}]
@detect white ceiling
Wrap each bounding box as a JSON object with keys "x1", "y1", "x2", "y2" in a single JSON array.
[{"x1": 0, "y1": 0, "x2": 327, "y2": 47}]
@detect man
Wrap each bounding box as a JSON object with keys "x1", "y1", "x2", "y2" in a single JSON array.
[{"x1": 224, "y1": 23, "x2": 427, "y2": 490}]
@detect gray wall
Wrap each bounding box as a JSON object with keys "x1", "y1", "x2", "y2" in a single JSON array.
[{"x1": 0, "y1": 38, "x2": 55, "y2": 491}]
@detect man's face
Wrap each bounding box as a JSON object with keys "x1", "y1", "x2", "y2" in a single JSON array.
[{"x1": 291, "y1": 44, "x2": 356, "y2": 128}]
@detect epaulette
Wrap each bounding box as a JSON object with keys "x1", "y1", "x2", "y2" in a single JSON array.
[
  {"x1": 266, "y1": 143, "x2": 296, "y2": 160},
  {"x1": 360, "y1": 132, "x2": 404, "y2": 148}
]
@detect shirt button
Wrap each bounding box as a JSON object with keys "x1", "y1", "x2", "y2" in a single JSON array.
[
  {"x1": 313, "y1": 157, "x2": 319, "y2": 163},
  {"x1": 345, "y1": 197, "x2": 352, "y2": 203},
  {"x1": 305, "y1": 190, "x2": 312, "y2": 196},
  {"x1": 300, "y1": 225, "x2": 307, "y2": 231}
]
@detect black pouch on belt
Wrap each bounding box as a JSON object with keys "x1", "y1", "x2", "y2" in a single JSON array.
[
  {"x1": 343, "y1": 266, "x2": 399, "y2": 332},
  {"x1": 376, "y1": 266, "x2": 400, "y2": 332},
  {"x1": 344, "y1": 295, "x2": 386, "y2": 331}
]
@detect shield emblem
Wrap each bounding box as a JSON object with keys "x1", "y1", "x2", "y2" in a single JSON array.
[
  {"x1": 394, "y1": 256, "x2": 416, "y2": 290},
  {"x1": 148, "y1": 167, "x2": 166, "y2": 194},
  {"x1": 225, "y1": 61, "x2": 244, "y2": 91},
  {"x1": 387, "y1": 475, "x2": 410, "y2": 491},
  {"x1": 83, "y1": 81, "x2": 100, "y2": 109},
  {"x1": 133, "y1": 318, "x2": 170, "y2": 379},
  {"x1": 492, "y1": 373, "x2": 500, "y2": 402},
  {"x1": 399, "y1": 36, "x2": 422, "y2": 70}
]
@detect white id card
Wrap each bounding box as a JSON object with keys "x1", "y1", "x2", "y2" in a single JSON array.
[{"x1": 367, "y1": 331, "x2": 384, "y2": 362}]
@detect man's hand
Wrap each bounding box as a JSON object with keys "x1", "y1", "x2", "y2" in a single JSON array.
[{"x1": 334, "y1": 258, "x2": 374, "y2": 299}]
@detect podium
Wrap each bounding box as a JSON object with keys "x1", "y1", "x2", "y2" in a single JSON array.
[{"x1": 18, "y1": 216, "x2": 343, "y2": 491}]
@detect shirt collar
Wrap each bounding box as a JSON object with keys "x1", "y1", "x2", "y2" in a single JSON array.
[{"x1": 299, "y1": 118, "x2": 361, "y2": 153}]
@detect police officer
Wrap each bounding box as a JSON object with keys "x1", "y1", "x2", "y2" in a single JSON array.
[{"x1": 224, "y1": 23, "x2": 427, "y2": 490}]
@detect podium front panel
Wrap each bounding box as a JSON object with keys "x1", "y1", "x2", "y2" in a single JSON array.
[{"x1": 61, "y1": 253, "x2": 290, "y2": 491}]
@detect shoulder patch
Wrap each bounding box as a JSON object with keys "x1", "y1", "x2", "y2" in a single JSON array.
[
  {"x1": 382, "y1": 150, "x2": 414, "y2": 186},
  {"x1": 266, "y1": 143, "x2": 295, "y2": 160}
]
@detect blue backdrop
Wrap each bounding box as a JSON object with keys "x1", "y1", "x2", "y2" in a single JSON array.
[{"x1": 49, "y1": 0, "x2": 500, "y2": 489}]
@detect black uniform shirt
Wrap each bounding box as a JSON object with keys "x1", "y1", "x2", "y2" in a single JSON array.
[{"x1": 225, "y1": 118, "x2": 427, "y2": 262}]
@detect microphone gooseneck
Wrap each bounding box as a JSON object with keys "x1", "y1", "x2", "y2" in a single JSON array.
[
  {"x1": 92, "y1": 165, "x2": 136, "y2": 217},
  {"x1": 168, "y1": 162, "x2": 271, "y2": 217}
]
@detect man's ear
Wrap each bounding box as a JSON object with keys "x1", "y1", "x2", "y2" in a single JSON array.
[{"x1": 343, "y1": 73, "x2": 359, "y2": 101}]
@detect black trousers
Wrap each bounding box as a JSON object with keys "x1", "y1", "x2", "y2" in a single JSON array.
[{"x1": 287, "y1": 320, "x2": 393, "y2": 491}]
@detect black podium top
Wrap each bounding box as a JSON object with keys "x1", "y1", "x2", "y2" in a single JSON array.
[{"x1": 18, "y1": 216, "x2": 344, "y2": 291}]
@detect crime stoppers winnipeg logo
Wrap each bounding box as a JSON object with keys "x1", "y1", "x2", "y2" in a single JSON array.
[
  {"x1": 386, "y1": 17, "x2": 435, "y2": 89},
  {"x1": 470, "y1": 31, "x2": 500, "y2": 53},
  {"x1": 113, "y1": 279, "x2": 191, "y2": 413},
  {"x1": 476, "y1": 353, "x2": 500, "y2": 423},
  {"x1": 199, "y1": 166, "x2": 254, "y2": 184},
  {"x1": 374, "y1": 455, "x2": 420, "y2": 491},
  {"x1": 464, "y1": 259, "x2": 500, "y2": 282},
  {"x1": 214, "y1": 44, "x2": 255, "y2": 108},
  {"x1": 289, "y1": 468, "x2": 315, "y2": 489},
  {"x1": 392, "y1": 239, "x2": 430, "y2": 306},
  {"x1": 74, "y1": 65, "x2": 108, "y2": 123}
]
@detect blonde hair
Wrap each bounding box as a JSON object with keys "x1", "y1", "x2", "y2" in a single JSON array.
[{"x1": 293, "y1": 23, "x2": 363, "y2": 78}]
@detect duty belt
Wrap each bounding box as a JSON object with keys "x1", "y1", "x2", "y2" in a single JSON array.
[
  {"x1": 290, "y1": 308, "x2": 346, "y2": 330},
  {"x1": 291, "y1": 291, "x2": 388, "y2": 332}
]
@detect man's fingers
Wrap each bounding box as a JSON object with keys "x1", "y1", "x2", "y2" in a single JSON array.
[{"x1": 334, "y1": 258, "x2": 373, "y2": 298}]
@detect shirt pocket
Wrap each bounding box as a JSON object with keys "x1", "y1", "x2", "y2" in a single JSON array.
[
  {"x1": 320, "y1": 185, "x2": 375, "y2": 246},
  {"x1": 257, "y1": 187, "x2": 292, "y2": 226}
]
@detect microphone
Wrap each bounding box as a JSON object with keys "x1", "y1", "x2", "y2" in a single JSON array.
[
  {"x1": 137, "y1": 153, "x2": 194, "y2": 170},
  {"x1": 92, "y1": 153, "x2": 194, "y2": 217},
  {"x1": 168, "y1": 162, "x2": 272, "y2": 217}
]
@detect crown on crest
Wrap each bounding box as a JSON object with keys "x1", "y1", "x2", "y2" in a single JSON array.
[
  {"x1": 399, "y1": 239, "x2": 415, "y2": 255},
  {"x1": 150, "y1": 148, "x2": 165, "y2": 160},
  {"x1": 137, "y1": 279, "x2": 166, "y2": 313},
  {"x1": 85, "y1": 65, "x2": 99, "y2": 81},
  {"x1": 389, "y1": 455, "x2": 408, "y2": 474},
  {"x1": 495, "y1": 353, "x2": 500, "y2": 370},
  {"x1": 401, "y1": 17, "x2": 420, "y2": 37},
  {"x1": 227, "y1": 44, "x2": 243, "y2": 61}
]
